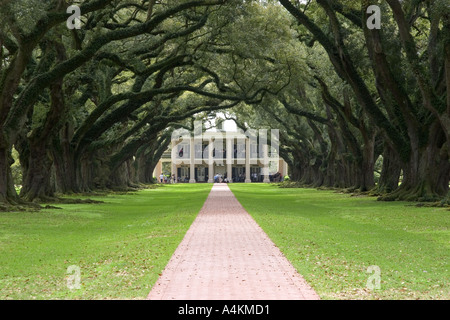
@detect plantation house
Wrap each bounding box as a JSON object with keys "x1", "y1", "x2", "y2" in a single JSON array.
[{"x1": 154, "y1": 129, "x2": 288, "y2": 183}]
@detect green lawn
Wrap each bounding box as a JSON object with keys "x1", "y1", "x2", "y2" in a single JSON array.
[
  {"x1": 0, "y1": 184, "x2": 212, "y2": 300},
  {"x1": 1, "y1": 182, "x2": 448, "y2": 300},
  {"x1": 228, "y1": 183, "x2": 449, "y2": 300}
]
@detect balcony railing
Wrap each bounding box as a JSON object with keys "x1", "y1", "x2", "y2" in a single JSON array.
[{"x1": 171, "y1": 144, "x2": 278, "y2": 160}]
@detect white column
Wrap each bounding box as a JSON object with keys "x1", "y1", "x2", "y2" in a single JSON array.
[
  {"x1": 208, "y1": 138, "x2": 214, "y2": 183},
  {"x1": 263, "y1": 143, "x2": 270, "y2": 183},
  {"x1": 245, "y1": 137, "x2": 251, "y2": 183},
  {"x1": 226, "y1": 136, "x2": 232, "y2": 183},
  {"x1": 171, "y1": 140, "x2": 177, "y2": 182},
  {"x1": 189, "y1": 136, "x2": 196, "y2": 183},
  {"x1": 284, "y1": 161, "x2": 288, "y2": 178}
]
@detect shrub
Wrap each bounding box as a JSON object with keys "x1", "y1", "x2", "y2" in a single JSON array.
[{"x1": 279, "y1": 180, "x2": 303, "y2": 188}]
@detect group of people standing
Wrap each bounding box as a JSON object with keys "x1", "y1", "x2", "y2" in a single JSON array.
[
  {"x1": 159, "y1": 173, "x2": 176, "y2": 183},
  {"x1": 214, "y1": 173, "x2": 229, "y2": 183},
  {"x1": 158, "y1": 171, "x2": 285, "y2": 183}
]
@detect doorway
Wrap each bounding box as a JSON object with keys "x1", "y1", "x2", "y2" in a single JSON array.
[{"x1": 196, "y1": 166, "x2": 206, "y2": 182}]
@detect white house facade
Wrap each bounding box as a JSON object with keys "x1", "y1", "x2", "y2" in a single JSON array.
[{"x1": 154, "y1": 129, "x2": 288, "y2": 183}]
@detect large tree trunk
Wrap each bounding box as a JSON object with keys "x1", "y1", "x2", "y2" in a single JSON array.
[
  {"x1": 0, "y1": 140, "x2": 10, "y2": 204},
  {"x1": 52, "y1": 137, "x2": 79, "y2": 194},
  {"x1": 137, "y1": 133, "x2": 172, "y2": 184},
  {"x1": 290, "y1": 161, "x2": 302, "y2": 182},
  {"x1": 375, "y1": 142, "x2": 402, "y2": 194},
  {"x1": 358, "y1": 132, "x2": 376, "y2": 192},
  {"x1": 144, "y1": 160, "x2": 157, "y2": 183},
  {"x1": 108, "y1": 160, "x2": 134, "y2": 190},
  {"x1": 323, "y1": 123, "x2": 340, "y2": 188},
  {"x1": 20, "y1": 142, "x2": 54, "y2": 202},
  {"x1": 0, "y1": 49, "x2": 32, "y2": 205},
  {"x1": 73, "y1": 152, "x2": 94, "y2": 193},
  {"x1": 0, "y1": 143, "x2": 19, "y2": 206},
  {"x1": 381, "y1": 121, "x2": 449, "y2": 201},
  {"x1": 323, "y1": 155, "x2": 336, "y2": 187},
  {"x1": 338, "y1": 158, "x2": 351, "y2": 188},
  {"x1": 311, "y1": 160, "x2": 324, "y2": 187},
  {"x1": 138, "y1": 152, "x2": 158, "y2": 184},
  {"x1": 136, "y1": 153, "x2": 148, "y2": 184},
  {"x1": 291, "y1": 152, "x2": 304, "y2": 182},
  {"x1": 17, "y1": 40, "x2": 68, "y2": 202}
]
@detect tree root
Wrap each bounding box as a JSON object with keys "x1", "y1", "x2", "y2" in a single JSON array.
[
  {"x1": 278, "y1": 181, "x2": 305, "y2": 188},
  {"x1": 54, "y1": 198, "x2": 104, "y2": 204},
  {"x1": 276, "y1": 181, "x2": 449, "y2": 207},
  {"x1": 415, "y1": 193, "x2": 450, "y2": 208},
  {"x1": 0, "y1": 184, "x2": 165, "y2": 212},
  {"x1": 0, "y1": 202, "x2": 42, "y2": 212},
  {"x1": 377, "y1": 184, "x2": 448, "y2": 205}
]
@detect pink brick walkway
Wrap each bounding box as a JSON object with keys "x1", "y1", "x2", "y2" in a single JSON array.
[{"x1": 147, "y1": 183, "x2": 319, "y2": 300}]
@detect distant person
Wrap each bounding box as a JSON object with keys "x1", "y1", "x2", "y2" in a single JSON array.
[
  {"x1": 159, "y1": 174, "x2": 164, "y2": 183},
  {"x1": 273, "y1": 172, "x2": 281, "y2": 182}
]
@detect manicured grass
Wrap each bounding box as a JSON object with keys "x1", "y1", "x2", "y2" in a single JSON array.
[
  {"x1": 2, "y1": 182, "x2": 447, "y2": 300},
  {"x1": 0, "y1": 184, "x2": 212, "y2": 300},
  {"x1": 228, "y1": 183, "x2": 449, "y2": 300}
]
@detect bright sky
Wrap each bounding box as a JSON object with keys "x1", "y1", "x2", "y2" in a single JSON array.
[{"x1": 205, "y1": 112, "x2": 238, "y2": 132}]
